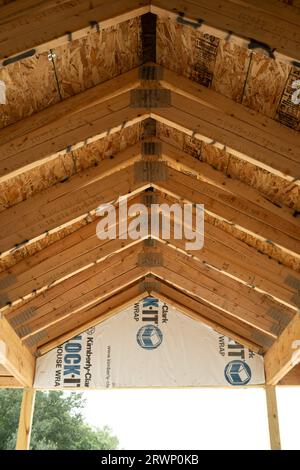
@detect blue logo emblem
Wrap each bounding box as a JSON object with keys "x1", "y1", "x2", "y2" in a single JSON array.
[
  {"x1": 224, "y1": 360, "x2": 251, "y2": 385},
  {"x1": 137, "y1": 325, "x2": 163, "y2": 350}
]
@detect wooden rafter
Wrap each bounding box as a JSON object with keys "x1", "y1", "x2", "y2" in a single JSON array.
[
  {"x1": 0, "y1": 376, "x2": 22, "y2": 388},
  {"x1": 35, "y1": 277, "x2": 267, "y2": 357},
  {"x1": 1, "y1": 64, "x2": 298, "y2": 184},
  {"x1": 0, "y1": 0, "x2": 149, "y2": 64},
  {"x1": 0, "y1": 314, "x2": 35, "y2": 386},
  {"x1": 264, "y1": 313, "x2": 300, "y2": 385},
  {"x1": 0, "y1": 159, "x2": 146, "y2": 255},
  {"x1": 37, "y1": 283, "x2": 145, "y2": 355},
  {"x1": 1, "y1": 137, "x2": 299, "y2": 262},
  {"x1": 9, "y1": 246, "x2": 146, "y2": 342},
  {"x1": 151, "y1": 0, "x2": 300, "y2": 63},
  {"x1": 1, "y1": 1, "x2": 299, "y2": 67},
  {"x1": 153, "y1": 280, "x2": 264, "y2": 353},
  {"x1": 0, "y1": 84, "x2": 145, "y2": 181},
  {"x1": 6, "y1": 238, "x2": 296, "y2": 356},
  {"x1": 148, "y1": 244, "x2": 294, "y2": 338},
  {"x1": 0, "y1": 194, "x2": 142, "y2": 306},
  {"x1": 160, "y1": 67, "x2": 300, "y2": 183}
]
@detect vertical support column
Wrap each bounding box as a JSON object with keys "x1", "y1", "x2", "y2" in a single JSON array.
[
  {"x1": 16, "y1": 388, "x2": 36, "y2": 450},
  {"x1": 265, "y1": 386, "x2": 281, "y2": 450}
]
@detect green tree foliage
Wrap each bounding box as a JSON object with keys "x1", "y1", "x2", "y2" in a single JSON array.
[{"x1": 0, "y1": 389, "x2": 119, "y2": 450}]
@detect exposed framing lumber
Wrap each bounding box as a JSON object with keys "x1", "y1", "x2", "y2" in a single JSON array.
[
  {"x1": 16, "y1": 388, "x2": 36, "y2": 451},
  {"x1": 0, "y1": 96, "x2": 146, "y2": 181},
  {"x1": 0, "y1": 195, "x2": 142, "y2": 306},
  {"x1": 149, "y1": 244, "x2": 293, "y2": 338},
  {"x1": 1, "y1": 64, "x2": 298, "y2": 185},
  {"x1": 36, "y1": 278, "x2": 265, "y2": 357},
  {"x1": 6, "y1": 238, "x2": 295, "y2": 348},
  {"x1": 161, "y1": 142, "x2": 296, "y2": 223},
  {"x1": 264, "y1": 313, "x2": 300, "y2": 385},
  {"x1": 278, "y1": 364, "x2": 300, "y2": 386},
  {"x1": 151, "y1": 0, "x2": 300, "y2": 63},
  {"x1": 153, "y1": 201, "x2": 299, "y2": 310},
  {"x1": 11, "y1": 248, "x2": 145, "y2": 341},
  {"x1": 37, "y1": 283, "x2": 145, "y2": 355},
  {"x1": 0, "y1": 0, "x2": 149, "y2": 64},
  {"x1": 1, "y1": 138, "x2": 299, "y2": 261},
  {"x1": 265, "y1": 386, "x2": 281, "y2": 450},
  {"x1": 153, "y1": 280, "x2": 264, "y2": 353},
  {"x1": 0, "y1": 163, "x2": 146, "y2": 255},
  {"x1": 153, "y1": 101, "x2": 300, "y2": 185},
  {"x1": 160, "y1": 68, "x2": 300, "y2": 171},
  {"x1": 0, "y1": 314, "x2": 35, "y2": 386},
  {"x1": 2, "y1": 190, "x2": 299, "y2": 311},
  {"x1": 1, "y1": 0, "x2": 299, "y2": 68},
  {"x1": 157, "y1": 167, "x2": 300, "y2": 256},
  {"x1": 0, "y1": 376, "x2": 22, "y2": 388}
]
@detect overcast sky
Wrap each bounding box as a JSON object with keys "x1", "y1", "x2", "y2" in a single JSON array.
[{"x1": 81, "y1": 387, "x2": 300, "y2": 450}]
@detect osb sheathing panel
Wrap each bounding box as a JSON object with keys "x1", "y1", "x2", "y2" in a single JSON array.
[
  {"x1": 157, "y1": 17, "x2": 219, "y2": 87},
  {"x1": 156, "y1": 17, "x2": 300, "y2": 130},
  {"x1": 157, "y1": 122, "x2": 300, "y2": 212},
  {"x1": 0, "y1": 123, "x2": 141, "y2": 211},
  {"x1": 212, "y1": 41, "x2": 251, "y2": 103},
  {"x1": 242, "y1": 52, "x2": 291, "y2": 119},
  {"x1": 53, "y1": 17, "x2": 142, "y2": 99},
  {"x1": 0, "y1": 17, "x2": 142, "y2": 128},
  {"x1": 157, "y1": 17, "x2": 250, "y2": 100},
  {"x1": 0, "y1": 51, "x2": 60, "y2": 129}
]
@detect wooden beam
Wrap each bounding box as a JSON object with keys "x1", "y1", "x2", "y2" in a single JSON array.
[
  {"x1": 0, "y1": 314, "x2": 35, "y2": 386},
  {"x1": 265, "y1": 386, "x2": 281, "y2": 450},
  {"x1": 12, "y1": 256, "x2": 145, "y2": 340},
  {"x1": 16, "y1": 388, "x2": 36, "y2": 451},
  {"x1": 151, "y1": 0, "x2": 300, "y2": 63},
  {"x1": 150, "y1": 244, "x2": 292, "y2": 339},
  {"x1": 153, "y1": 198, "x2": 299, "y2": 310},
  {"x1": 278, "y1": 364, "x2": 300, "y2": 386},
  {"x1": 156, "y1": 167, "x2": 300, "y2": 256},
  {"x1": 37, "y1": 283, "x2": 144, "y2": 355},
  {"x1": 0, "y1": 194, "x2": 142, "y2": 307},
  {"x1": 0, "y1": 0, "x2": 149, "y2": 64},
  {"x1": 5, "y1": 241, "x2": 143, "y2": 323},
  {"x1": 155, "y1": 280, "x2": 263, "y2": 353},
  {"x1": 159, "y1": 72, "x2": 300, "y2": 178},
  {"x1": 153, "y1": 97, "x2": 300, "y2": 185},
  {"x1": 0, "y1": 376, "x2": 22, "y2": 388},
  {"x1": 264, "y1": 313, "x2": 300, "y2": 385},
  {"x1": 161, "y1": 142, "x2": 296, "y2": 223},
  {"x1": 0, "y1": 93, "x2": 145, "y2": 181},
  {"x1": 0, "y1": 162, "x2": 147, "y2": 255},
  {"x1": 1, "y1": 187, "x2": 299, "y2": 313}
]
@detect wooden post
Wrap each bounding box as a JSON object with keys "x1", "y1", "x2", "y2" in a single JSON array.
[
  {"x1": 16, "y1": 388, "x2": 36, "y2": 450},
  {"x1": 265, "y1": 386, "x2": 281, "y2": 450}
]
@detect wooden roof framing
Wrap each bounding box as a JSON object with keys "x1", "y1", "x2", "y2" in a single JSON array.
[{"x1": 0, "y1": 0, "x2": 300, "y2": 389}]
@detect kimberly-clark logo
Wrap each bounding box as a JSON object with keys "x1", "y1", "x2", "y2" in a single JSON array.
[{"x1": 96, "y1": 197, "x2": 204, "y2": 251}]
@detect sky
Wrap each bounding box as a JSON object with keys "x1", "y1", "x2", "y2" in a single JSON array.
[{"x1": 82, "y1": 387, "x2": 300, "y2": 450}]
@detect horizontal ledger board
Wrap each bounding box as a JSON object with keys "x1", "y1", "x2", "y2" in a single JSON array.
[{"x1": 34, "y1": 298, "x2": 265, "y2": 389}]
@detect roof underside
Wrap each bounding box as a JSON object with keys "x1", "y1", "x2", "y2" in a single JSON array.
[{"x1": 0, "y1": 0, "x2": 299, "y2": 388}]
